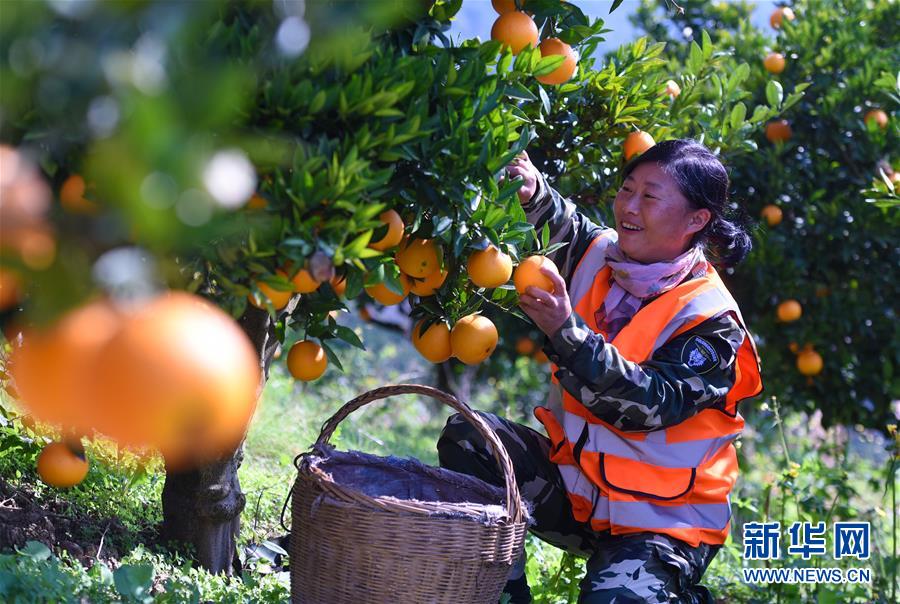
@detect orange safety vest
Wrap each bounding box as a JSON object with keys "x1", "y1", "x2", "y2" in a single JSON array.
[{"x1": 534, "y1": 232, "x2": 763, "y2": 548}]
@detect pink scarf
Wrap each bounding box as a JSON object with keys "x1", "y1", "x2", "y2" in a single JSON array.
[{"x1": 595, "y1": 242, "x2": 708, "y2": 340}]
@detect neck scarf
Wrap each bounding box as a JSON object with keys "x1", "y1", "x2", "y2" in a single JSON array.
[{"x1": 595, "y1": 242, "x2": 708, "y2": 341}]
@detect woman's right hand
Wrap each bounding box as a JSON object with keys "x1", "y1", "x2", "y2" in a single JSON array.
[{"x1": 504, "y1": 151, "x2": 540, "y2": 204}]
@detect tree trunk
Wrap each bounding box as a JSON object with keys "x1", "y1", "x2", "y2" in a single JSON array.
[{"x1": 160, "y1": 303, "x2": 283, "y2": 574}]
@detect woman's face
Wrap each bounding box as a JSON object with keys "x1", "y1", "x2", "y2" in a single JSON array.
[{"x1": 613, "y1": 162, "x2": 711, "y2": 263}]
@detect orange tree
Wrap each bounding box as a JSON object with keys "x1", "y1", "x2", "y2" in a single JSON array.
[
  {"x1": 0, "y1": 0, "x2": 612, "y2": 572},
  {"x1": 630, "y1": 0, "x2": 899, "y2": 428}
]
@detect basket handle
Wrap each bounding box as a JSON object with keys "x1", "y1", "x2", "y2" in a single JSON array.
[{"x1": 311, "y1": 383, "x2": 525, "y2": 524}]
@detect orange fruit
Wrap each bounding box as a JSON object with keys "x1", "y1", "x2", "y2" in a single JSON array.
[
  {"x1": 664, "y1": 79, "x2": 681, "y2": 98},
  {"x1": 514, "y1": 255, "x2": 559, "y2": 295},
  {"x1": 491, "y1": 0, "x2": 519, "y2": 14},
  {"x1": 761, "y1": 204, "x2": 783, "y2": 226},
  {"x1": 536, "y1": 38, "x2": 577, "y2": 86},
  {"x1": 770, "y1": 6, "x2": 795, "y2": 29},
  {"x1": 765, "y1": 120, "x2": 792, "y2": 143},
  {"x1": 246, "y1": 194, "x2": 268, "y2": 210},
  {"x1": 776, "y1": 299, "x2": 802, "y2": 322},
  {"x1": 864, "y1": 109, "x2": 888, "y2": 130},
  {"x1": 59, "y1": 174, "x2": 99, "y2": 214},
  {"x1": 533, "y1": 349, "x2": 549, "y2": 364},
  {"x1": 37, "y1": 442, "x2": 89, "y2": 488},
  {"x1": 764, "y1": 52, "x2": 786, "y2": 74},
  {"x1": 331, "y1": 275, "x2": 347, "y2": 297},
  {"x1": 90, "y1": 292, "x2": 261, "y2": 468},
  {"x1": 788, "y1": 342, "x2": 800, "y2": 354},
  {"x1": 395, "y1": 238, "x2": 440, "y2": 278},
  {"x1": 623, "y1": 131, "x2": 655, "y2": 161},
  {"x1": 10, "y1": 298, "x2": 122, "y2": 430},
  {"x1": 248, "y1": 270, "x2": 293, "y2": 310},
  {"x1": 365, "y1": 274, "x2": 410, "y2": 306},
  {"x1": 467, "y1": 245, "x2": 513, "y2": 288},
  {"x1": 288, "y1": 266, "x2": 321, "y2": 293},
  {"x1": 450, "y1": 314, "x2": 499, "y2": 365},
  {"x1": 409, "y1": 268, "x2": 448, "y2": 297},
  {"x1": 797, "y1": 348, "x2": 823, "y2": 376},
  {"x1": 491, "y1": 11, "x2": 539, "y2": 55},
  {"x1": 412, "y1": 320, "x2": 452, "y2": 363},
  {"x1": 287, "y1": 340, "x2": 328, "y2": 381},
  {"x1": 0, "y1": 268, "x2": 21, "y2": 310},
  {"x1": 369, "y1": 209, "x2": 405, "y2": 251},
  {"x1": 515, "y1": 336, "x2": 537, "y2": 356}
]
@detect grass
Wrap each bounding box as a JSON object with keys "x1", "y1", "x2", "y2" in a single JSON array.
[{"x1": 0, "y1": 308, "x2": 897, "y2": 602}]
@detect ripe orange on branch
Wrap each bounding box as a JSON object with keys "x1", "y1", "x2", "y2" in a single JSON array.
[
  {"x1": 288, "y1": 266, "x2": 321, "y2": 293},
  {"x1": 764, "y1": 53, "x2": 786, "y2": 74},
  {"x1": 365, "y1": 274, "x2": 410, "y2": 305},
  {"x1": 514, "y1": 255, "x2": 559, "y2": 295},
  {"x1": 369, "y1": 209, "x2": 405, "y2": 251},
  {"x1": 396, "y1": 238, "x2": 440, "y2": 278},
  {"x1": 467, "y1": 244, "x2": 513, "y2": 288},
  {"x1": 864, "y1": 109, "x2": 888, "y2": 130},
  {"x1": 248, "y1": 270, "x2": 293, "y2": 310},
  {"x1": 623, "y1": 131, "x2": 655, "y2": 161},
  {"x1": 37, "y1": 442, "x2": 89, "y2": 488},
  {"x1": 491, "y1": 11, "x2": 538, "y2": 55},
  {"x1": 770, "y1": 6, "x2": 795, "y2": 29},
  {"x1": 664, "y1": 80, "x2": 681, "y2": 98},
  {"x1": 515, "y1": 336, "x2": 537, "y2": 356},
  {"x1": 776, "y1": 299, "x2": 802, "y2": 322},
  {"x1": 288, "y1": 340, "x2": 328, "y2": 381},
  {"x1": 59, "y1": 174, "x2": 99, "y2": 214},
  {"x1": 797, "y1": 347, "x2": 823, "y2": 376},
  {"x1": 409, "y1": 267, "x2": 448, "y2": 297},
  {"x1": 491, "y1": 0, "x2": 521, "y2": 14},
  {"x1": 450, "y1": 314, "x2": 499, "y2": 365},
  {"x1": 412, "y1": 320, "x2": 452, "y2": 363},
  {"x1": 536, "y1": 38, "x2": 577, "y2": 86},
  {"x1": 90, "y1": 292, "x2": 261, "y2": 469},
  {"x1": 761, "y1": 204, "x2": 783, "y2": 226},
  {"x1": 765, "y1": 120, "x2": 792, "y2": 143}
]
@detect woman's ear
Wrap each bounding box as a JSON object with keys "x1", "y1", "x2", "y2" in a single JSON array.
[{"x1": 688, "y1": 209, "x2": 712, "y2": 234}]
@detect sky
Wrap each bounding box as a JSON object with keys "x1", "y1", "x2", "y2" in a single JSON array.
[{"x1": 449, "y1": 0, "x2": 780, "y2": 55}]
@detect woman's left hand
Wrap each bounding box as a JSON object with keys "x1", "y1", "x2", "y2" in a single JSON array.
[{"x1": 518, "y1": 267, "x2": 573, "y2": 338}]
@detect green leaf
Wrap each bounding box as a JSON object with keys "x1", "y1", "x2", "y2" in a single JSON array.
[
  {"x1": 688, "y1": 41, "x2": 703, "y2": 75},
  {"x1": 334, "y1": 325, "x2": 365, "y2": 350},
  {"x1": 540, "y1": 222, "x2": 550, "y2": 249},
  {"x1": 730, "y1": 102, "x2": 747, "y2": 130},
  {"x1": 701, "y1": 30, "x2": 712, "y2": 60},
  {"x1": 114, "y1": 564, "x2": 154, "y2": 602},
  {"x1": 320, "y1": 339, "x2": 344, "y2": 372},
  {"x1": 504, "y1": 83, "x2": 537, "y2": 101},
  {"x1": 19, "y1": 541, "x2": 52, "y2": 561},
  {"x1": 533, "y1": 55, "x2": 566, "y2": 77},
  {"x1": 309, "y1": 90, "x2": 326, "y2": 113},
  {"x1": 766, "y1": 80, "x2": 783, "y2": 108}
]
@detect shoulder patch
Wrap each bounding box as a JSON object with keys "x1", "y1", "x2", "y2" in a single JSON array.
[{"x1": 681, "y1": 335, "x2": 720, "y2": 375}]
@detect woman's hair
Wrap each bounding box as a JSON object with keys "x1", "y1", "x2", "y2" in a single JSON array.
[{"x1": 622, "y1": 138, "x2": 752, "y2": 267}]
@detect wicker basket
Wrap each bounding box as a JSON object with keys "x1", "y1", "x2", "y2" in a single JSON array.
[{"x1": 290, "y1": 384, "x2": 529, "y2": 604}]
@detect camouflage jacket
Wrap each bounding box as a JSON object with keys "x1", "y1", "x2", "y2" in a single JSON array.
[{"x1": 523, "y1": 174, "x2": 745, "y2": 433}]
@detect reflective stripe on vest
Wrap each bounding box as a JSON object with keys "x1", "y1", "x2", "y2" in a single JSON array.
[{"x1": 537, "y1": 236, "x2": 762, "y2": 546}]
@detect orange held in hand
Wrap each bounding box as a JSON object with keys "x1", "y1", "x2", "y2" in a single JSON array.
[
  {"x1": 450, "y1": 314, "x2": 499, "y2": 365},
  {"x1": 776, "y1": 299, "x2": 802, "y2": 322},
  {"x1": 467, "y1": 244, "x2": 513, "y2": 288},
  {"x1": 491, "y1": 11, "x2": 539, "y2": 55},
  {"x1": 514, "y1": 255, "x2": 559, "y2": 295},
  {"x1": 412, "y1": 320, "x2": 452, "y2": 363},
  {"x1": 396, "y1": 238, "x2": 440, "y2": 278},
  {"x1": 623, "y1": 131, "x2": 656, "y2": 161},
  {"x1": 37, "y1": 442, "x2": 89, "y2": 488},
  {"x1": 369, "y1": 209, "x2": 405, "y2": 251},
  {"x1": 90, "y1": 292, "x2": 261, "y2": 469},
  {"x1": 536, "y1": 38, "x2": 577, "y2": 86},
  {"x1": 288, "y1": 340, "x2": 328, "y2": 381}
]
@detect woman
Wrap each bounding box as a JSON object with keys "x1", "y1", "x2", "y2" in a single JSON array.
[{"x1": 438, "y1": 139, "x2": 763, "y2": 603}]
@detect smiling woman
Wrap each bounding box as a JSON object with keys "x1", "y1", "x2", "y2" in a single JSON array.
[{"x1": 438, "y1": 139, "x2": 762, "y2": 603}]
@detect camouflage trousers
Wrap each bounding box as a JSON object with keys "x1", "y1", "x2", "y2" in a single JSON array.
[{"x1": 437, "y1": 412, "x2": 719, "y2": 604}]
